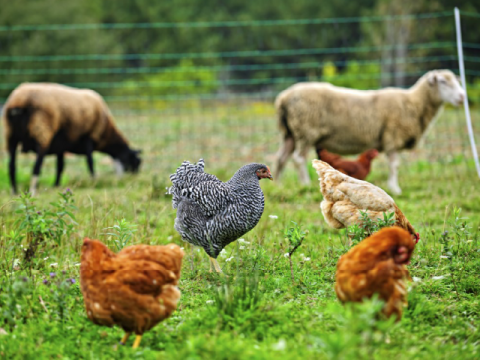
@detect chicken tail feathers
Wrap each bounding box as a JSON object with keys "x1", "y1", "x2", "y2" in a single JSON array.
[
  {"x1": 312, "y1": 159, "x2": 339, "y2": 180},
  {"x1": 168, "y1": 159, "x2": 222, "y2": 208},
  {"x1": 169, "y1": 159, "x2": 205, "y2": 185},
  {"x1": 393, "y1": 204, "x2": 418, "y2": 242},
  {"x1": 312, "y1": 159, "x2": 333, "y2": 172}
]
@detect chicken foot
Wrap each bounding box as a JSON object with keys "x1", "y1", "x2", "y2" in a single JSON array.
[
  {"x1": 209, "y1": 257, "x2": 223, "y2": 273},
  {"x1": 120, "y1": 332, "x2": 131, "y2": 345},
  {"x1": 132, "y1": 335, "x2": 142, "y2": 349},
  {"x1": 120, "y1": 332, "x2": 142, "y2": 348}
]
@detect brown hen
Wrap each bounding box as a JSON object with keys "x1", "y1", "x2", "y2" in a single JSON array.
[
  {"x1": 80, "y1": 238, "x2": 184, "y2": 348},
  {"x1": 312, "y1": 159, "x2": 420, "y2": 243},
  {"x1": 317, "y1": 148, "x2": 379, "y2": 180},
  {"x1": 335, "y1": 227, "x2": 415, "y2": 320}
]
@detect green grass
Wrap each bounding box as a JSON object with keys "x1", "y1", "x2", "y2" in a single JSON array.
[{"x1": 0, "y1": 106, "x2": 479, "y2": 359}]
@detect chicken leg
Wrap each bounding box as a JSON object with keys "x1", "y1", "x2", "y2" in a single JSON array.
[
  {"x1": 120, "y1": 332, "x2": 131, "y2": 345},
  {"x1": 209, "y1": 257, "x2": 223, "y2": 273},
  {"x1": 132, "y1": 335, "x2": 142, "y2": 349}
]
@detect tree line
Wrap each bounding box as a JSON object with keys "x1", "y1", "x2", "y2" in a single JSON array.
[{"x1": 0, "y1": 0, "x2": 479, "y2": 101}]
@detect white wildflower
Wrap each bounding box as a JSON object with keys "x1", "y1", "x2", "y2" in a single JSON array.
[
  {"x1": 432, "y1": 275, "x2": 445, "y2": 280},
  {"x1": 43, "y1": 257, "x2": 49, "y2": 261},
  {"x1": 272, "y1": 339, "x2": 287, "y2": 351},
  {"x1": 412, "y1": 276, "x2": 421, "y2": 282},
  {"x1": 49, "y1": 263, "x2": 58, "y2": 268},
  {"x1": 167, "y1": 236, "x2": 173, "y2": 241},
  {"x1": 0, "y1": 328, "x2": 7, "y2": 336},
  {"x1": 239, "y1": 246, "x2": 245, "y2": 250},
  {"x1": 219, "y1": 249, "x2": 228, "y2": 258},
  {"x1": 238, "y1": 239, "x2": 245, "y2": 243},
  {"x1": 74, "y1": 262, "x2": 81, "y2": 267},
  {"x1": 269, "y1": 215, "x2": 278, "y2": 219},
  {"x1": 303, "y1": 257, "x2": 311, "y2": 262},
  {"x1": 440, "y1": 256, "x2": 448, "y2": 259},
  {"x1": 284, "y1": 253, "x2": 290, "y2": 258},
  {"x1": 205, "y1": 300, "x2": 215, "y2": 305},
  {"x1": 225, "y1": 257, "x2": 234, "y2": 262}
]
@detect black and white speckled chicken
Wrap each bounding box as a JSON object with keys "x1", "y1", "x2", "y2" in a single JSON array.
[{"x1": 168, "y1": 159, "x2": 273, "y2": 272}]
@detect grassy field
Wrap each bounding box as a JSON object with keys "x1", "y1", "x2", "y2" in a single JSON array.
[{"x1": 0, "y1": 105, "x2": 479, "y2": 359}]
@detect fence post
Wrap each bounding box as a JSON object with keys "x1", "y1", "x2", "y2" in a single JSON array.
[{"x1": 454, "y1": 7, "x2": 480, "y2": 178}]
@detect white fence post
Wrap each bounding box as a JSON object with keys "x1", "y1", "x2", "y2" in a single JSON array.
[{"x1": 454, "y1": 7, "x2": 480, "y2": 178}]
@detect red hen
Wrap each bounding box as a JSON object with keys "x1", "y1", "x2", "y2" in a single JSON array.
[
  {"x1": 335, "y1": 227, "x2": 415, "y2": 320},
  {"x1": 317, "y1": 148, "x2": 379, "y2": 180},
  {"x1": 80, "y1": 238, "x2": 184, "y2": 348}
]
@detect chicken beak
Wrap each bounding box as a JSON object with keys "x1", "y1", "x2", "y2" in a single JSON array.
[{"x1": 266, "y1": 166, "x2": 273, "y2": 180}]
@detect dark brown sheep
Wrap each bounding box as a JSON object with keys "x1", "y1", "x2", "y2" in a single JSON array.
[{"x1": 2, "y1": 83, "x2": 141, "y2": 194}]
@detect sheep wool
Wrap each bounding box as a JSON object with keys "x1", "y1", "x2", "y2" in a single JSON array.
[
  {"x1": 273, "y1": 69, "x2": 465, "y2": 194},
  {"x1": 3, "y1": 82, "x2": 141, "y2": 194},
  {"x1": 3, "y1": 83, "x2": 127, "y2": 152}
]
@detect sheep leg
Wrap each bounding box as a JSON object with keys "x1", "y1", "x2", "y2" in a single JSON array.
[
  {"x1": 54, "y1": 152, "x2": 65, "y2": 187},
  {"x1": 85, "y1": 139, "x2": 95, "y2": 178},
  {"x1": 30, "y1": 148, "x2": 47, "y2": 195},
  {"x1": 273, "y1": 136, "x2": 295, "y2": 182},
  {"x1": 314, "y1": 143, "x2": 323, "y2": 159},
  {"x1": 8, "y1": 138, "x2": 19, "y2": 194},
  {"x1": 387, "y1": 152, "x2": 402, "y2": 195},
  {"x1": 292, "y1": 144, "x2": 311, "y2": 185}
]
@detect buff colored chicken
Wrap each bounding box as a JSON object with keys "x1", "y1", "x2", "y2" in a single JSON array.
[
  {"x1": 335, "y1": 227, "x2": 415, "y2": 320},
  {"x1": 312, "y1": 159, "x2": 420, "y2": 243},
  {"x1": 80, "y1": 238, "x2": 184, "y2": 348}
]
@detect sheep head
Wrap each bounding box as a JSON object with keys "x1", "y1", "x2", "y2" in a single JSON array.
[
  {"x1": 117, "y1": 149, "x2": 142, "y2": 173},
  {"x1": 427, "y1": 70, "x2": 465, "y2": 107}
]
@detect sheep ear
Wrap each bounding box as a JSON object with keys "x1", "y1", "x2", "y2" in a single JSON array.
[{"x1": 428, "y1": 73, "x2": 437, "y2": 86}]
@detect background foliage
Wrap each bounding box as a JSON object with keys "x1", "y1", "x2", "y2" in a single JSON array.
[{"x1": 0, "y1": 0, "x2": 479, "y2": 100}]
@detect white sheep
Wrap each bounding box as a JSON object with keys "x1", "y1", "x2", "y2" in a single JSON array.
[
  {"x1": 2, "y1": 82, "x2": 142, "y2": 195},
  {"x1": 273, "y1": 69, "x2": 465, "y2": 194}
]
